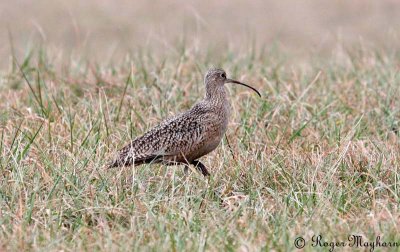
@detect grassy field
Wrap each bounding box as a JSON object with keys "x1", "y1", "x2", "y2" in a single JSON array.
[
  {"x1": 1, "y1": 1, "x2": 400, "y2": 251},
  {"x1": 1, "y1": 42, "x2": 400, "y2": 251}
]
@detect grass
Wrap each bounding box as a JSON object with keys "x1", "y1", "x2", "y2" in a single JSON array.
[{"x1": 0, "y1": 42, "x2": 400, "y2": 251}]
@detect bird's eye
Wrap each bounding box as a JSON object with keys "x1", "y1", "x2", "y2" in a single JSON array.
[{"x1": 220, "y1": 73, "x2": 226, "y2": 78}]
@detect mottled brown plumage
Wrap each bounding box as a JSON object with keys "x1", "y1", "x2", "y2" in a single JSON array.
[{"x1": 108, "y1": 68, "x2": 261, "y2": 176}]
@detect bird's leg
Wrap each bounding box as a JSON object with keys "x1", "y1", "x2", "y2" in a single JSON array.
[
  {"x1": 189, "y1": 160, "x2": 223, "y2": 204},
  {"x1": 190, "y1": 160, "x2": 210, "y2": 177},
  {"x1": 183, "y1": 165, "x2": 190, "y2": 175}
]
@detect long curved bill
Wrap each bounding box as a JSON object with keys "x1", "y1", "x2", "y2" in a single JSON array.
[{"x1": 225, "y1": 79, "x2": 261, "y2": 97}]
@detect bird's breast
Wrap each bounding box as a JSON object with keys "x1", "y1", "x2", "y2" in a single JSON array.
[{"x1": 185, "y1": 102, "x2": 231, "y2": 161}]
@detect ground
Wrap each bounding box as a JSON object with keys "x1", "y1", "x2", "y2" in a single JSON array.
[{"x1": 1, "y1": 1, "x2": 400, "y2": 251}]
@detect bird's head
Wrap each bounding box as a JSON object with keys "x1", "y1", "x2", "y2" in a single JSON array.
[{"x1": 204, "y1": 68, "x2": 261, "y2": 99}]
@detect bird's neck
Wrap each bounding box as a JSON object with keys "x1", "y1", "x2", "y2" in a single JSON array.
[{"x1": 205, "y1": 85, "x2": 228, "y2": 106}]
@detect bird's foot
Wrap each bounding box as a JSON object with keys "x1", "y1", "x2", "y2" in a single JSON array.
[{"x1": 191, "y1": 160, "x2": 210, "y2": 177}]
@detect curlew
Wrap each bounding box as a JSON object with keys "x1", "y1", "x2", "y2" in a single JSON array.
[{"x1": 108, "y1": 68, "x2": 261, "y2": 176}]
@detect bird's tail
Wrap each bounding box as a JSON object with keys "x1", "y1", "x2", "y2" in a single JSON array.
[
  {"x1": 106, "y1": 148, "x2": 134, "y2": 168},
  {"x1": 106, "y1": 158, "x2": 124, "y2": 168},
  {"x1": 106, "y1": 150, "x2": 160, "y2": 168}
]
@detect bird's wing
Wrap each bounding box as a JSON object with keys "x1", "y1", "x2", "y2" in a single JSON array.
[{"x1": 108, "y1": 111, "x2": 206, "y2": 168}]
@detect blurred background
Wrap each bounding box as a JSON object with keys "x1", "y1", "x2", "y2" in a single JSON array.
[{"x1": 1, "y1": 0, "x2": 400, "y2": 69}]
